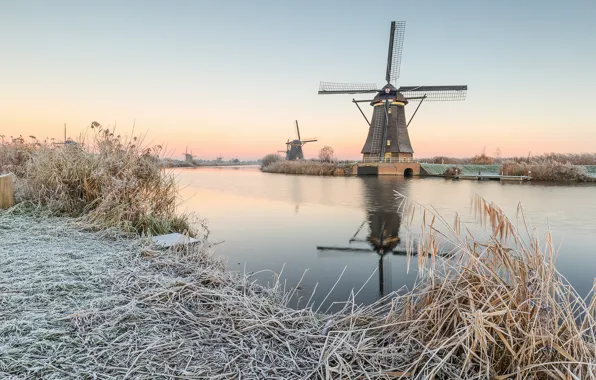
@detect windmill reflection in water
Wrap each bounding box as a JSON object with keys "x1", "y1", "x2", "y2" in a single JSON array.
[{"x1": 317, "y1": 179, "x2": 406, "y2": 299}]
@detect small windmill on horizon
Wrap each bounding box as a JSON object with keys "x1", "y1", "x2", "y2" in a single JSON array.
[
  {"x1": 183, "y1": 146, "x2": 195, "y2": 165},
  {"x1": 282, "y1": 120, "x2": 317, "y2": 160},
  {"x1": 318, "y1": 21, "x2": 467, "y2": 162}
]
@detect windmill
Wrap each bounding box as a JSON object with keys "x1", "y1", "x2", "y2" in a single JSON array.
[
  {"x1": 318, "y1": 21, "x2": 467, "y2": 163},
  {"x1": 284, "y1": 120, "x2": 318, "y2": 160},
  {"x1": 183, "y1": 146, "x2": 195, "y2": 165}
]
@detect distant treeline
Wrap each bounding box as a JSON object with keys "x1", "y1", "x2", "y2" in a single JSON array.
[{"x1": 161, "y1": 158, "x2": 261, "y2": 168}]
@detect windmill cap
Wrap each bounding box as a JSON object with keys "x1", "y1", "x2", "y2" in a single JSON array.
[{"x1": 370, "y1": 84, "x2": 408, "y2": 105}]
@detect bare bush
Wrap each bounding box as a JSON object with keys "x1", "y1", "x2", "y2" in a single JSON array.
[
  {"x1": 260, "y1": 153, "x2": 282, "y2": 169},
  {"x1": 318, "y1": 146, "x2": 335, "y2": 163},
  {"x1": 471, "y1": 153, "x2": 494, "y2": 165}
]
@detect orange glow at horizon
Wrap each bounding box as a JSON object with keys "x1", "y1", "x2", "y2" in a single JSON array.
[{"x1": 2, "y1": 116, "x2": 595, "y2": 161}]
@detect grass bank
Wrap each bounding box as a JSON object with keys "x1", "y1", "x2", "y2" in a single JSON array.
[
  {"x1": 420, "y1": 152, "x2": 596, "y2": 182},
  {"x1": 262, "y1": 159, "x2": 354, "y2": 176},
  {"x1": 420, "y1": 152, "x2": 596, "y2": 166},
  {"x1": 501, "y1": 160, "x2": 595, "y2": 181},
  {"x1": 421, "y1": 161, "x2": 596, "y2": 182}
]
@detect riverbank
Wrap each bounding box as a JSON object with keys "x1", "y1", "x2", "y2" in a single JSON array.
[
  {"x1": 261, "y1": 160, "x2": 355, "y2": 176},
  {"x1": 2, "y1": 199, "x2": 595, "y2": 378},
  {"x1": 260, "y1": 159, "x2": 596, "y2": 182}
]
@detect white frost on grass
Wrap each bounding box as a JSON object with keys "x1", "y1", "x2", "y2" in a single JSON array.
[{"x1": 0, "y1": 212, "x2": 399, "y2": 379}]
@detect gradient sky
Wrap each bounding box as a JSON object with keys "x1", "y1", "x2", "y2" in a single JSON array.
[{"x1": 1, "y1": 0, "x2": 595, "y2": 160}]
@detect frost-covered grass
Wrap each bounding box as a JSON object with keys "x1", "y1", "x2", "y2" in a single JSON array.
[
  {"x1": 502, "y1": 161, "x2": 595, "y2": 182},
  {"x1": 2, "y1": 195, "x2": 595, "y2": 379}
]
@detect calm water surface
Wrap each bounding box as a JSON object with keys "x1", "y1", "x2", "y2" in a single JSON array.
[{"x1": 176, "y1": 166, "x2": 596, "y2": 309}]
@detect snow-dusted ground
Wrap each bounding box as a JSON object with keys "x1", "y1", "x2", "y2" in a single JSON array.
[
  {"x1": 0, "y1": 212, "x2": 139, "y2": 378},
  {"x1": 0, "y1": 212, "x2": 337, "y2": 379}
]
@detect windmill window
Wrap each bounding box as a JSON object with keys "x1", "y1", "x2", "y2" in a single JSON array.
[{"x1": 386, "y1": 140, "x2": 391, "y2": 146}]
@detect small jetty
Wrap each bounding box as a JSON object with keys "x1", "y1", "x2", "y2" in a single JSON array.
[{"x1": 453, "y1": 174, "x2": 531, "y2": 181}]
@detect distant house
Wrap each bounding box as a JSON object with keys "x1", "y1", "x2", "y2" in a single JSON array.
[{"x1": 52, "y1": 139, "x2": 79, "y2": 148}]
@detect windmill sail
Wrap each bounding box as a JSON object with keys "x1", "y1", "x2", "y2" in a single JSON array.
[
  {"x1": 295, "y1": 120, "x2": 301, "y2": 140},
  {"x1": 386, "y1": 21, "x2": 406, "y2": 85},
  {"x1": 318, "y1": 82, "x2": 379, "y2": 95},
  {"x1": 398, "y1": 85, "x2": 467, "y2": 101}
]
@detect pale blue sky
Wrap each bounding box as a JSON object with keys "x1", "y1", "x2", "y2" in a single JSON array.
[{"x1": 1, "y1": 0, "x2": 595, "y2": 159}]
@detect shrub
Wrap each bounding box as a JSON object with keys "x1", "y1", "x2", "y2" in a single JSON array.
[
  {"x1": 442, "y1": 165, "x2": 460, "y2": 177},
  {"x1": 471, "y1": 153, "x2": 494, "y2": 165},
  {"x1": 318, "y1": 146, "x2": 335, "y2": 163},
  {"x1": 260, "y1": 153, "x2": 282, "y2": 169}
]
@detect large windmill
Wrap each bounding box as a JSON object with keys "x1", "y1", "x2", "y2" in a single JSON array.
[
  {"x1": 318, "y1": 21, "x2": 467, "y2": 162},
  {"x1": 283, "y1": 120, "x2": 317, "y2": 160}
]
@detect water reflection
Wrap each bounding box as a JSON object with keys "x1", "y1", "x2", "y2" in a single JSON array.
[
  {"x1": 317, "y1": 177, "x2": 407, "y2": 299},
  {"x1": 176, "y1": 167, "x2": 596, "y2": 306}
]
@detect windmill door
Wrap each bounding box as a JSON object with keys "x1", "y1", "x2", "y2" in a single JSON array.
[{"x1": 384, "y1": 152, "x2": 391, "y2": 162}]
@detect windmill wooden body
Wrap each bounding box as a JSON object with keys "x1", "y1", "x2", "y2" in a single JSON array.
[
  {"x1": 318, "y1": 21, "x2": 467, "y2": 162},
  {"x1": 283, "y1": 120, "x2": 317, "y2": 160}
]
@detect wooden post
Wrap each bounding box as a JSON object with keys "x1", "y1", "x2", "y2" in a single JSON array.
[{"x1": 0, "y1": 174, "x2": 15, "y2": 209}]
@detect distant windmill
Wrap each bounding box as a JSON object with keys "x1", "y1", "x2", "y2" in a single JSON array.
[
  {"x1": 216, "y1": 154, "x2": 223, "y2": 162},
  {"x1": 183, "y1": 146, "x2": 195, "y2": 164},
  {"x1": 283, "y1": 120, "x2": 317, "y2": 160},
  {"x1": 318, "y1": 21, "x2": 467, "y2": 162}
]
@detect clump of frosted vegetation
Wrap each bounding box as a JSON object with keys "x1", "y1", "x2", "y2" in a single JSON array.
[
  {"x1": 260, "y1": 153, "x2": 283, "y2": 169},
  {"x1": 0, "y1": 122, "x2": 195, "y2": 236}
]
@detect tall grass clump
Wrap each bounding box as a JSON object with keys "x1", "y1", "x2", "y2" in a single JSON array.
[
  {"x1": 376, "y1": 193, "x2": 596, "y2": 378},
  {"x1": 1, "y1": 123, "x2": 194, "y2": 236},
  {"x1": 0, "y1": 135, "x2": 37, "y2": 177}
]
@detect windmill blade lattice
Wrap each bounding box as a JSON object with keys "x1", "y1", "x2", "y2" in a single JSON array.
[
  {"x1": 398, "y1": 85, "x2": 467, "y2": 101},
  {"x1": 386, "y1": 21, "x2": 406, "y2": 85},
  {"x1": 318, "y1": 82, "x2": 379, "y2": 95}
]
